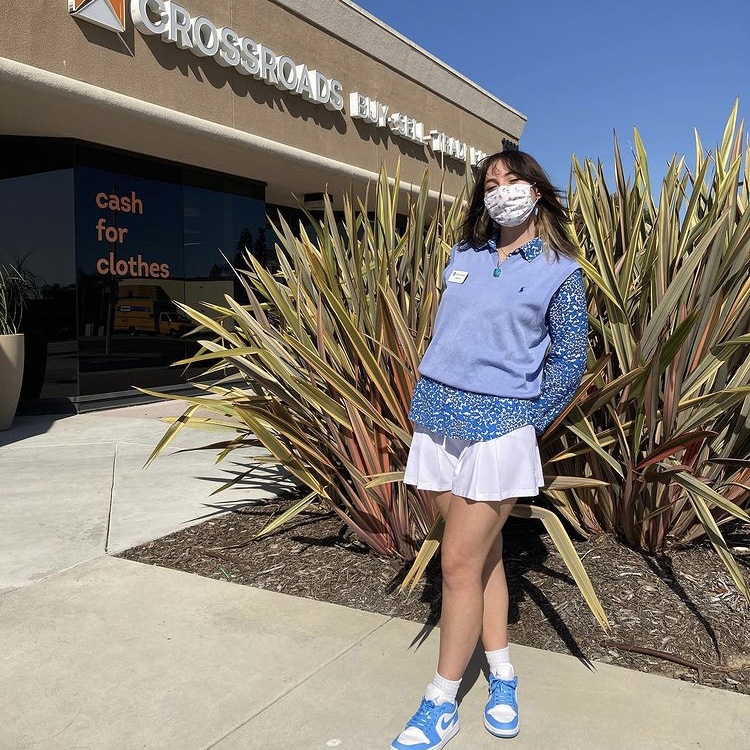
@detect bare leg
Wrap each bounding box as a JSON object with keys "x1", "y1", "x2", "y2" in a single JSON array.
[
  {"x1": 480, "y1": 520, "x2": 514, "y2": 651},
  {"x1": 430, "y1": 491, "x2": 516, "y2": 681},
  {"x1": 433, "y1": 493, "x2": 515, "y2": 654}
]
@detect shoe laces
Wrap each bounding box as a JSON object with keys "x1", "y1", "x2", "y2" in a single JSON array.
[
  {"x1": 489, "y1": 676, "x2": 516, "y2": 706},
  {"x1": 406, "y1": 699, "x2": 446, "y2": 731}
]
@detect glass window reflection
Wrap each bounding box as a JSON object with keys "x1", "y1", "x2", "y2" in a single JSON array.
[
  {"x1": 75, "y1": 166, "x2": 186, "y2": 396},
  {"x1": 183, "y1": 185, "x2": 267, "y2": 312},
  {"x1": 0, "y1": 168, "x2": 77, "y2": 401},
  {"x1": 0, "y1": 140, "x2": 267, "y2": 406}
]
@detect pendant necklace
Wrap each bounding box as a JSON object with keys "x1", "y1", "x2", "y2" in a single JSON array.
[{"x1": 493, "y1": 248, "x2": 510, "y2": 277}]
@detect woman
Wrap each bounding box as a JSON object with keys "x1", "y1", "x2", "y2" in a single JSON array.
[{"x1": 391, "y1": 150, "x2": 588, "y2": 749}]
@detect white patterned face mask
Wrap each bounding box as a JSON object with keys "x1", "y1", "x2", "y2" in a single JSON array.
[{"x1": 483, "y1": 183, "x2": 539, "y2": 227}]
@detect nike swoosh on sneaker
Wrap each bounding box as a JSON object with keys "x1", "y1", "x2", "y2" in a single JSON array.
[{"x1": 439, "y1": 714, "x2": 456, "y2": 731}]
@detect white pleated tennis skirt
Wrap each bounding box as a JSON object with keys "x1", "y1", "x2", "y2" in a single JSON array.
[{"x1": 403, "y1": 424, "x2": 544, "y2": 502}]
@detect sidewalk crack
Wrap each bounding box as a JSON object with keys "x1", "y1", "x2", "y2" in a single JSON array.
[
  {"x1": 104, "y1": 444, "x2": 118, "y2": 553},
  {"x1": 200, "y1": 616, "x2": 394, "y2": 750}
]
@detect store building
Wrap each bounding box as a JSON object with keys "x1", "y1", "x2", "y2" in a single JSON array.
[{"x1": 0, "y1": 0, "x2": 526, "y2": 411}]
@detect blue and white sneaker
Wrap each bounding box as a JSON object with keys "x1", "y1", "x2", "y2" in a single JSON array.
[
  {"x1": 391, "y1": 698, "x2": 459, "y2": 750},
  {"x1": 483, "y1": 674, "x2": 519, "y2": 738}
]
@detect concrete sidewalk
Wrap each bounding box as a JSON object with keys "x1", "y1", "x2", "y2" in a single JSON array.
[
  {"x1": 1, "y1": 404, "x2": 747, "y2": 750},
  {"x1": 0, "y1": 401, "x2": 294, "y2": 593}
]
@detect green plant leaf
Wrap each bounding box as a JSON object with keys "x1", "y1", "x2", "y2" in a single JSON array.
[
  {"x1": 511, "y1": 504, "x2": 610, "y2": 631},
  {"x1": 686, "y1": 491, "x2": 749, "y2": 602},
  {"x1": 255, "y1": 491, "x2": 319, "y2": 540},
  {"x1": 400, "y1": 515, "x2": 444, "y2": 592},
  {"x1": 671, "y1": 471, "x2": 750, "y2": 524}
]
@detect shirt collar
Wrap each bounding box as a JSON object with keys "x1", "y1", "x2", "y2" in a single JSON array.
[{"x1": 476, "y1": 234, "x2": 543, "y2": 261}]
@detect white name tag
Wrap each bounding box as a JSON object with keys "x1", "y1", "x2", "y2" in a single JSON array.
[{"x1": 448, "y1": 270, "x2": 469, "y2": 284}]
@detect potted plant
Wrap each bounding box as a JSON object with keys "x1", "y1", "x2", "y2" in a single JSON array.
[
  {"x1": 0, "y1": 263, "x2": 25, "y2": 430},
  {"x1": 15, "y1": 261, "x2": 49, "y2": 401}
]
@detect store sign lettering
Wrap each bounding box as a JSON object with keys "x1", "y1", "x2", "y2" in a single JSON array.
[
  {"x1": 93, "y1": 191, "x2": 170, "y2": 278},
  {"x1": 69, "y1": 1, "x2": 492, "y2": 164},
  {"x1": 349, "y1": 92, "x2": 487, "y2": 165},
  {"x1": 131, "y1": 0, "x2": 344, "y2": 110}
]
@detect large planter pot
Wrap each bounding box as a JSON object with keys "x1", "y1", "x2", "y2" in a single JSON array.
[{"x1": 0, "y1": 333, "x2": 25, "y2": 430}]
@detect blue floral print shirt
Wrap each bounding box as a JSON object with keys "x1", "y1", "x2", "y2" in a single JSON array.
[{"x1": 408, "y1": 236, "x2": 588, "y2": 441}]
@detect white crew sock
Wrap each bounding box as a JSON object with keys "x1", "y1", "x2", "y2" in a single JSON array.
[
  {"x1": 424, "y1": 672, "x2": 461, "y2": 705},
  {"x1": 485, "y1": 647, "x2": 515, "y2": 680}
]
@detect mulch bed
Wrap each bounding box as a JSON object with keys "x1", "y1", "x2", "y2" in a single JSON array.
[{"x1": 117, "y1": 495, "x2": 750, "y2": 695}]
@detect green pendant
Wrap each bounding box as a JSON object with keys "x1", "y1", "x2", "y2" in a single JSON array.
[{"x1": 493, "y1": 267, "x2": 502, "y2": 277}]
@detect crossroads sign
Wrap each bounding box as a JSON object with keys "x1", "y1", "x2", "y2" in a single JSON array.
[{"x1": 68, "y1": 0, "x2": 490, "y2": 164}]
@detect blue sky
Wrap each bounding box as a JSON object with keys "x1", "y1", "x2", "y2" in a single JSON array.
[{"x1": 355, "y1": 0, "x2": 750, "y2": 190}]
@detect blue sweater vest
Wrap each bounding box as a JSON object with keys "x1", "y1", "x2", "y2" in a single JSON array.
[{"x1": 418, "y1": 240, "x2": 581, "y2": 399}]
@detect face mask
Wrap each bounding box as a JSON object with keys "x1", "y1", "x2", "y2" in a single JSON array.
[{"x1": 483, "y1": 183, "x2": 539, "y2": 227}]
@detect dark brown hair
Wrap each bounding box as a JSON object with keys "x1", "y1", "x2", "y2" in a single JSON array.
[{"x1": 458, "y1": 150, "x2": 579, "y2": 260}]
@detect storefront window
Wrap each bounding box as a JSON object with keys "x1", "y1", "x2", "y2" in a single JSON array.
[
  {"x1": 183, "y1": 184, "x2": 267, "y2": 312},
  {"x1": 75, "y1": 165, "x2": 186, "y2": 396},
  {"x1": 75, "y1": 168, "x2": 266, "y2": 397},
  {"x1": 0, "y1": 138, "x2": 266, "y2": 407},
  {"x1": 0, "y1": 168, "x2": 77, "y2": 402}
]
